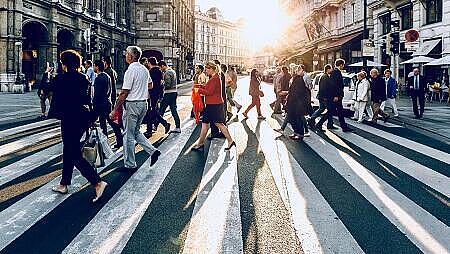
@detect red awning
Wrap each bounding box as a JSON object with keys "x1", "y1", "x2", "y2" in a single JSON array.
[{"x1": 318, "y1": 33, "x2": 361, "y2": 52}]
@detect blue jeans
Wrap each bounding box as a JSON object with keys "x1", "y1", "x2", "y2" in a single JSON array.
[
  {"x1": 159, "y1": 92, "x2": 180, "y2": 128},
  {"x1": 123, "y1": 101, "x2": 157, "y2": 168}
]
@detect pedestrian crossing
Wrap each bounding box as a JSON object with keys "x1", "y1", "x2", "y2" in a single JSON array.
[{"x1": 0, "y1": 108, "x2": 449, "y2": 253}]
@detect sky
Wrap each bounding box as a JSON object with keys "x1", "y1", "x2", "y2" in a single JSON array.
[{"x1": 195, "y1": 0, "x2": 290, "y2": 50}]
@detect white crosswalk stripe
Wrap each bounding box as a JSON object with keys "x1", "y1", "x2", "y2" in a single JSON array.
[{"x1": 0, "y1": 109, "x2": 449, "y2": 254}]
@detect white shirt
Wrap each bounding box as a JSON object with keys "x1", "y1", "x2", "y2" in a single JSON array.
[{"x1": 122, "y1": 62, "x2": 151, "y2": 101}]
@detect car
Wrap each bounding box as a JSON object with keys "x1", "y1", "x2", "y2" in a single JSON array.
[
  {"x1": 310, "y1": 71, "x2": 356, "y2": 111},
  {"x1": 262, "y1": 68, "x2": 277, "y2": 83}
]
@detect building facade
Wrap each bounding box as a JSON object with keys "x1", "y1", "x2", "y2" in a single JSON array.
[
  {"x1": 369, "y1": 0, "x2": 449, "y2": 85},
  {"x1": 194, "y1": 7, "x2": 248, "y2": 68},
  {"x1": 0, "y1": 0, "x2": 136, "y2": 92},
  {"x1": 135, "y1": 0, "x2": 195, "y2": 82}
]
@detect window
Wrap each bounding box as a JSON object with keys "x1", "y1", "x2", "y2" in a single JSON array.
[
  {"x1": 352, "y1": 3, "x2": 355, "y2": 23},
  {"x1": 343, "y1": 8, "x2": 346, "y2": 26},
  {"x1": 379, "y1": 13, "x2": 391, "y2": 35},
  {"x1": 398, "y1": 4, "x2": 413, "y2": 30},
  {"x1": 426, "y1": 0, "x2": 442, "y2": 24},
  {"x1": 145, "y1": 12, "x2": 158, "y2": 22}
]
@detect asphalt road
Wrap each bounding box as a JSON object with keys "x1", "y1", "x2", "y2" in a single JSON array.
[{"x1": 0, "y1": 76, "x2": 448, "y2": 254}]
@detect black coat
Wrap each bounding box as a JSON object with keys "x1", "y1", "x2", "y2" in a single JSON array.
[
  {"x1": 317, "y1": 74, "x2": 331, "y2": 99},
  {"x1": 407, "y1": 75, "x2": 427, "y2": 94},
  {"x1": 38, "y1": 72, "x2": 53, "y2": 94},
  {"x1": 104, "y1": 67, "x2": 117, "y2": 104},
  {"x1": 370, "y1": 76, "x2": 387, "y2": 103},
  {"x1": 93, "y1": 72, "x2": 112, "y2": 113},
  {"x1": 286, "y1": 75, "x2": 312, "y2": 116},
  {"x1": 329, "y1": 68, "x2": 344, "y2": 98},
  {"x1": 149, "y1": 67, "x2": 164, "y2": 99}
]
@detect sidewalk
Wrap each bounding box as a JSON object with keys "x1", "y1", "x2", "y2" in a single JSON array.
[{"x1": 388, "y1": 95, "x2": 450, "y2": 140}]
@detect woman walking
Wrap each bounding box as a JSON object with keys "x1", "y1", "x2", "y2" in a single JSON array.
[
  {"x1": 243, "y1": 69, "x2": 265, "y2": 120},
  {"x1": 192, "y1": 61, "x2": 235, "y2": 151},
  {"x1": 352, "y1": 71, "x2": 370, "y2": 123},
  {"x1": 48, "y1": 50, "x2": 107, "y2": 203}
]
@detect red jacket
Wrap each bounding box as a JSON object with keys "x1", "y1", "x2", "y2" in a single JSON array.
[{"x1": 198, "y1": 74, "x2": 223, "y2": 105}]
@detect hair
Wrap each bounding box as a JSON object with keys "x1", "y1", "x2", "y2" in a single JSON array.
[
  {"x1": 250, "y1": 68, "x2": 258, "y2": 80},
  {"x1": 282, "y1": 66, "x2": 288, "y2": 72},
  {"x1": 384, "y1": 69, "x2": 392, "y2": 74},
  {"x1": 214, "y1": 59, "x2": 221, "y2": 65},
  {"x1": 159, "y1": 60, "x2": 167, "y2": 67},
  {"x1": 60, "y1": 50, "x2": 82, "y2": 72},
  {"x1": 94, "y1": 60, "x2": 105, "y2": 71},
  {"x1": 197, "y1": 64, "x2": 204, "y2": 72},
  {"x1": 335, "y1": 58, "x2": 345, "y2": 67},
  {"x1": 221, "y1": 64, "x2": 228, "y2": 72},
  {"x1": 357, "y1": 71, "x2": 366, "y2": 79},
  {"x1": 298, "y1": 64, "x2": 306, "y2": 72},
  {"x1": 324, "y1": 64, "x2": 333, "y2": 72},
  {"x1": 103, "y1": 56, "x2": 112, "y2": 66},
  {"x1": 228, "y1": 65, "x2": 235, "y2": 71},
  {"x1": 139, "y1": 57, "x2": 148, "y2": 65},
  {"x1": 370, "y1": 68, "x2": 379, "y2": 75},
  {"x1": 126, "y1": 46, "x2": 142, "y2": 62},
  {"x1": 205, "y1": 61, "x2": 218, "y2": 72},
  {"x1": 148, "y1": 57, "x2": 158, "y2": 65},
  {"x1": 85, "y1": 60, "x2": 93, "y2": 67}
]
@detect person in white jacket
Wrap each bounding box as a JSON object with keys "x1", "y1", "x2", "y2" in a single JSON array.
[{"x1": 352, "y1": 71, "x2": 372, "y2": 123}]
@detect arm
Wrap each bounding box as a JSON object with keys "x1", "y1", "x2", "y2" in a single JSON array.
[{"x1": 198, "y1": 79, "x2": 216, "y2": 96}]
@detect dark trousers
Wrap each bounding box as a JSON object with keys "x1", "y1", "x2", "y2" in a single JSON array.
[
  {"x1": 146, "y1": 95, "x2": 165, "y2": 131},
  {"x1": 317, "y1": 99, "x2": 348, "y2": 129},
  {"x1": 411, "y1": 90, "x2": 425, "y2": 117},
  {"x1": 97, "y1": 109, "x2": 123, "y2": 146},
  {"x1": 286, "y1": 111, "x2": 304, "y2": 135},
  {"x1": 60, "y1": 123, "x2": 101, "y2": 186},
  {"x1": 310, "y1": 99, "x2": 327, "y2": 122},
  {"x1": 159, "y1": 92, "x2": 181, "y2": 128}
]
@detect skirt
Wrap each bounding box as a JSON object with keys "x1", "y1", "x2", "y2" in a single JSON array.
[{"x1": 202, "y1": 104, "x2": 225, "y2": 124}]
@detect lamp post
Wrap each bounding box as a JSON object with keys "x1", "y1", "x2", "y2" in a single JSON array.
[
  {"x1": 362, "y1": 0, "x2": 368, "y2": 72},
  {"x1": 15, "y1": 41, "x2": 23, "y2": 84}
]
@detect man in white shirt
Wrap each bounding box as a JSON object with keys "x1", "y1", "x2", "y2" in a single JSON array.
[
  {"x1": 110, "y1": 46, "x2": 161, "y2": 169},
  {"x1": 85, "y1": 60, "x2": 96, "y2": 84}
]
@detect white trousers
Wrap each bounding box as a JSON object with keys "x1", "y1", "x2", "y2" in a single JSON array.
[
  {"x1": 380, "y1": 98, "x2": 398, "y2": 116},
  {"x1": 353, "y1": 101, "x2": 373, "y2": 121}
]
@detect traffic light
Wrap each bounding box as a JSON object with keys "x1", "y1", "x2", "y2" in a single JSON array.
[
  {"x1": 89, "y1": 24, "x2": 99, "y2": 53},
  {"x1": 390, "y1": 32, "x2": 400, "y2": 55}
]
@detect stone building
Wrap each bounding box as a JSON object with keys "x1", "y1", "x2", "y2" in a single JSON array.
[
  {"x1": 135, "y1": 0, "x2": 195, "y2": 82},
  {"x1": 194, "y1": 7, "x2": 248, "y2": 68},
  {"x1": 0, "y1": 0, "x2": 136, "y2": 92},
  {"x1": 369, "y1": 0, "x2": 448, "y2": 85}
]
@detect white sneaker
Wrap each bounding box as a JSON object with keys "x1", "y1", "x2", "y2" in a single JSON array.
[
  {"x1": 172, "y1": 128, "x2": 181, "y2": 133},
  {"x1": 303, "y1": 132, "x2": 311, "y2": 137},
  {"x1": 394, "y1": 114, "x2": 399, "y2": 117}
]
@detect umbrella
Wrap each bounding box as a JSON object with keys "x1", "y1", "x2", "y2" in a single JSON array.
[
  {"x1": 348, "y1": 60, "x2": 387, "y2": 67},
  {"x1": 399, "y1": 56, "x2": 436, "y2": 64},
  {"x1": 425, "y1": 56, "x2": 450, "y2": 66}
]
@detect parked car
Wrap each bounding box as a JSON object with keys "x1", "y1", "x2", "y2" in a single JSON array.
[
  {"x1": 310, "y1": 71, "x2": 356, "y2": 111},
  {"x1": 262, "y1": 68, "x2": 277, "y2": 83}
]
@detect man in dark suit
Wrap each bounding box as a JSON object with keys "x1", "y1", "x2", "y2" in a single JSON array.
[
  {"x1": 323, "y1": 59, "x2": 352, "y2": 132},
  {"x1": 369, "y1": 68, "x2": 389, "y2": 123},
  {"x1": 408, "y1": 68, "x2": 427, "y2": 119}
]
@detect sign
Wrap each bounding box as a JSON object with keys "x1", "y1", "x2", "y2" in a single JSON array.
[
  {"x1": 405, "y1": 29, "x2": 420, "y2": 42},
  {"x1": 405, "y1": 41, "x2": 420, "y2": 52},
  {"x1": 172, "y1": 47, "x2": 181, "y2": 58},
  {"x1": 362, "y1": 39, "x2": 375, "y2": 57}
]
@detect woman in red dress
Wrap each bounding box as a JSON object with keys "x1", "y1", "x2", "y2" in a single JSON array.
[{"x1": 243, "y1": 69, "x2": 265, "y2": 119}]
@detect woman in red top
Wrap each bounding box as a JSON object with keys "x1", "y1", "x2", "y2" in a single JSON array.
[
  {"x1": 243, "y1": 69, "x2": 265, "y2": 119},
  {"x1": 192, "y1": 61, "x2": 235, "y2": 151}
]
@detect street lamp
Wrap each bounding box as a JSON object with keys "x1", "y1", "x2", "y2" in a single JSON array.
[
  {"x1": 362, "y1": 0, "x2": 368, "y2": 72},
  {"x1": 14, "y1": 41, "x2": 23, "y2": 85}
]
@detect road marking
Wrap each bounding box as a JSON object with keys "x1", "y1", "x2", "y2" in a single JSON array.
[
  {"x1": 0, "y1": 151, "x2": 122, "y2": 251},
  {"x1": 331, "y1": 130, "x2": 450, "y2": 197},
  {"x1": 63, "y1": 119, "x2": 196, "y2": 254},
  {"x1": 249, "y1": 115, "x2": 364, "y2": 254},
  {"x1": 183, "y1": 124, "x2": 242, "y2": 254},
  {"x1": 346, "y1": 120, "x2": 450, "y2": 165},
  {"x1": 0, "y1": 119, "x2": 59, "y2": 143},
  {"x1": 0, "y1": 128, "x2": 61, "y2": 159},
  {"x1": 0, "y1": 144, "x2": 62, "y2": 187},
  {"x1": 304, "y1": 130, "x2": 450, "y2": 254}
]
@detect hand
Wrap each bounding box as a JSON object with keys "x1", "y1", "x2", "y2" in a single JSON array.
[
  {"x1": 194, "y1": 88, "x2": 199, "y2": 93},
  {"x1": 109, "y1": 110, "x2": 116, "y2": 120},
  {"x1": 333, "y1": 97, "x2": 339, "y2": 102}
]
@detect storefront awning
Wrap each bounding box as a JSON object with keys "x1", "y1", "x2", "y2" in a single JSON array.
[
  {"x1": 412, "y1": 39, "x2": 441, "y2": 56},
  {"x1": 317, "y1": 33, "x2": 361, "y2": 52},
  {"x1": 285, "y1": 47, "x2": 314, "y2": 61}
]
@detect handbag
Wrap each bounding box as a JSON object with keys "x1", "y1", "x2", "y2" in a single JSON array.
[{"x1": 82, "y1": 127, "x2": 105, "y2": 168}]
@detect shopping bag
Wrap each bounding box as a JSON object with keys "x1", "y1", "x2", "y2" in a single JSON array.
[
  {"x1": 82, "y1": 128, "x2": 105, "y2": 168},
  {"x1": 191, "y1": 86, "x2": 204, "y2": 124},
  {"x1": 96, "y1": 127, "x2": 114, "y2": 159}
]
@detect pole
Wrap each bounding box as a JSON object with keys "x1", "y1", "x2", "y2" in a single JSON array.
[{"x1": 362, "y1": 0, "x2": 368, "y2": 73}]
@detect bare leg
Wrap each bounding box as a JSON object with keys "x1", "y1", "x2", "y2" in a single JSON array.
[
  {"x1": 196, "y1": 123, "x2": 210, "y2": 146},
  {"x1": 215, "y1": 123, "x2": 233, "y2": 145}
]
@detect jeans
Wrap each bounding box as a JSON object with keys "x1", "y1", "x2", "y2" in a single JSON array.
[
  {"x1": 159, "y1": 92, "x2": 180, "y2": 128},
  {"x1": 310, "y1": 99, "x2": 327, "y2": 121},
  {"x1": 317, "y1": 99, "x2": 348, "y2": 129},
  {"x1": 123, "y1": 101, "x2": 157, "y2": 168},
  {"x1": 146, "y1": 95, "x2": 166, "y2": 131}
]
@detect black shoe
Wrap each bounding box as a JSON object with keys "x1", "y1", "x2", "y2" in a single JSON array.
[
  {"x1": 144, "y1": 131, "x2": 152, "y2": 138},
  {"x1": 315, "y1": 125, "x2": 325, "y2": 132},
  {"x1": 164, "y1": 123, "x2": 171, "y2": 134},
  {"x1": 383, "y1": 115, "x2": 390, "y2": 123},
  {"x1": 150, "y1": 150, "x2": 161, "y2": 166},
  {"x1": 191, "y1": 144, "x2": 205, "y2": 151},
  {"x1": 414, "y1": 115, "x2": 420, "y2": 119},
  {"x1": 327, "y1": 126, "x2": 338, "y2": 130},
  {"x1": 225, "y1": 141, "x2": 236, "y2": 151},
  {"x1": 342, "y1": 127, "x2": 354, "y2": 133},
  {"x1": 307, "y1": 119, "x2": 315, "y2": 129}
]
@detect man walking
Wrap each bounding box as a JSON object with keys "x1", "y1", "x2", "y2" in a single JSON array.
[
  {"x1": 309, "y1": 64, "x2": 333, "y2": 130},
  {"x1": 110, "y1": 46, "x2": 161, "y2": 170},
  {"x1": 103, "y1": 56, "x2": 118, "y2": 106},
  {"x1": 84, "y1": 60, "x2": 96, "y2": 84},
  {"x1": 270, "y1": 67, "x2": 283, "y2": 114},
  {"x1": 408, "y1": 68, "x2": 426, "y2": 119},
  {"x1": 369, "y1": 69, "x2": 389, "y2": 123},
  {"x1": 380, "y1": 69, "x2": 399, "y2": 117},
  {"x1": 37, "y1": 62, "x2": 54, "y2": 119},
  {"x1": 159, "y1": 61, "x2": 181, "y2": 133},
  {"x1": 279, "y1": 66, "x2": 292, "y2": 113},
  {"x1": 144, "y1": 57, "x2": 166, "y2": 137},
  {"x1": 93, "y1": 60, "x2": 123, "y2": 148}
]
